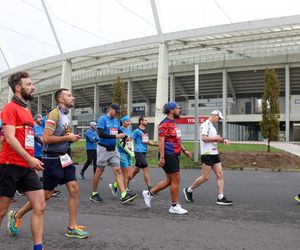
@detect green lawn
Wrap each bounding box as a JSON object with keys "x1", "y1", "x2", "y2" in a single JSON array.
[{"x1": 71, "y1": 141, "x2": 281, "y2": 168}]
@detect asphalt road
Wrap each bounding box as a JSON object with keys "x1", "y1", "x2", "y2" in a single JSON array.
[{"x1": 1, "y1": 166, "x2": 300, "y2": 250}]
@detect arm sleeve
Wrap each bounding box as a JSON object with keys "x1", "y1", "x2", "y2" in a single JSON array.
[
  {"x1": 86, "y1": 130, "x2": 96, "y2": 142},
  {"x1": 131, "y1": 129, "x2": 137, "y2": 139},
  {"x1": 158, "y1": 123, "x2": 168, "y2": 137},
  {"x1": 201, "y1": 123, "x2": 209, "y2": 136},
  {"x1": 2, "y1": 105, "x2": 17, "y2": 126},
  {"x1": 45, "y1": 110, "x2": 59, "y2": 132},
  {"x1": 98, "y1": 128, "x2": 116, "y2": 139}
]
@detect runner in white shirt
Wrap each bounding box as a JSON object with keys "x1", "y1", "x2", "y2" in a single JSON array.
[{"x1": 183, "y1": 110, "x2": 233, "y2": 206}]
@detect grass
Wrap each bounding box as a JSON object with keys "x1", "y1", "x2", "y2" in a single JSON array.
[{"x1": 71, "y1": 141, "x2": 281, "y2": 168}]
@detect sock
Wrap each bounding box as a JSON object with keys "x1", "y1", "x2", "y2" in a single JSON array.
[
  {"x1": 149, "y1": 190, "x2": 154, "y2": 196},
  {"x1": 187, "y1": 187, "x2": 193, "y2": 193},
  {"x1": 218, "y1": 194, "x2": 224, "y2": 200},
  {"x1": 113, "y1": 182, "x2": 118, "y2": 189},
  {"x1": 171, "y1": 203, "x2": 177, "y2": 207},
  {"x1": 121, "y1": 191, "x2": 127, "y2": 198},
  {"x1": 33, "y1": 243, "x2": 43, "y2": 250},
  {"x1": 147, "y1": 185, "x2": 152, "y2": 191},
  {"x1": 92, "y1": 192, "x2": 97, "y2": 196}
]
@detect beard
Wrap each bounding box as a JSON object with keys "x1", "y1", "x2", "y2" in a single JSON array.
[
  {"x1": 174, "y1": 113, "x2": 180, "y2": 119},
  {"x1": 21, "y1": 88, "x2": 34, "y2": 101},
  {"x1": 66, "y1": 103, "x2": 74, "y2": 108}
]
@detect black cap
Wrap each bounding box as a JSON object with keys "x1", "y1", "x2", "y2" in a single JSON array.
[{"x1": 110, "y1": 103, "x2": 121, "y2": 114}]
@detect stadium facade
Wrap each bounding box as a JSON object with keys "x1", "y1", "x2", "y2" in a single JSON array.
[{"x1": 1, "y1": 15, "x2": 300, "y2": 141}]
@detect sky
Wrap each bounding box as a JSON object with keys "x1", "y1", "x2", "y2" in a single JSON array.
[{"x1": 1, "y1": 0, "x2": 300, "y2": 72}]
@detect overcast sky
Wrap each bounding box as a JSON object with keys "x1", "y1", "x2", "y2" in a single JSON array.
[{"x1": 1, "y1": 0, "x2": 300, "y2": 72}]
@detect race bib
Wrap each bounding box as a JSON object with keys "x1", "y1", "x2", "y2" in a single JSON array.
[
  {"x1": 175, "y1": 128, "x2": 182, "y2": 138},
  {"x1": 212, "y1": 143, "x2": 218, "y2": 151},
  {"x1": 142, "y1": 134, "x2": 149, "y2": 143},
  {"x1": 110, "y1": 128, "x2": 118, "y2": 135},
  {"x1": 59, "y1": 153, "x2": 73, "y2": 168},
  {"x1": 25, "y1": 127, "x2": 34, "y2": 150}
]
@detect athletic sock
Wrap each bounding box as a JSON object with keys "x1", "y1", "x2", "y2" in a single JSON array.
[
  {"x1": 149, "y1": 190, "x2": 154, "y2": 196},
  {"x1": 113, "y1": 182, "x2": 118, "y2": 189},
  {"x1": 171, "y1": 203, "x2": 177, "y2": 207},
  {"x1": 121, "y1": 191, "x2": 127, "y2": 198},
  {"x1": 92, "y1": 192, "x2": 97, "y2": 196},
  {"x1": 218, "y1": 194, "x2": 224, "y2": 200},
  {"x1": 33, "y1": 243, "x2": 43, "y2": 250},
  {"x1": 187, "y1": 187, "x2": 193, "y2": 193}
]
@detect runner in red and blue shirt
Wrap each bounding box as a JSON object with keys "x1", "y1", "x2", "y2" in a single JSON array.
[{"x1": 142, "y1": 101, "x2": 192, "y2": 215}]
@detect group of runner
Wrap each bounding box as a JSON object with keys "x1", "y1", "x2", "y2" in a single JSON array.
[{"x1": 0, "y1": 71, "x2": 233, "y2": 249}]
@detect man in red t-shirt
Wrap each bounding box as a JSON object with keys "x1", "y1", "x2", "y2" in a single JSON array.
[
  {"x1": 0, "y1": 71, "x2": 45, "y2": 250},
  {"x1": 142, "y1": 101, "x2": 192, "y2": 215}
]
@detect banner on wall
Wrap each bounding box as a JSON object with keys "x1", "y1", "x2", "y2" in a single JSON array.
[{"x1": 175, "y1": 116, "x2": 208, "y2": 124}]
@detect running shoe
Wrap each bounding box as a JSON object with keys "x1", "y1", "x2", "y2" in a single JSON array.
[
  {"x1": 66, "y1": 227, "x2": 89, "y2": 239},
  {"x1": 121, "y1": 192, "x2": 137, "y2": 204},
  {"x1": 78, "y1": 171, "x2": 85, "y2": 179},
  {"x1": 7, "y1": 210, "x2": 22, "y2": 236},
  {"x1": 216, "y1": 196, "x2": 233, "y2": 206},
  {"x1": 294, "y1": 194, "x2": 300, "y2": 203},
  {"x1": 16, "y1": 190, "x2": 24, "y2": 196},
  {"x1": 89, "y1": 193, "x2": 103, "y2": 202},
  {"x1": 142, "y1": 190, "x2": 152, "y2": 208},
  {"x1": 183, "y1": 188, "x2": 194, "y2": 203},
  {"x1": 51, "y1": 190, "x2": 61, "y2": 197},
  {"x1": 169, "y1": 204, "x2": 188, "y2": 215},
  {"x1": 108, "y1": 183, "x2": 118, "y2": 198}
]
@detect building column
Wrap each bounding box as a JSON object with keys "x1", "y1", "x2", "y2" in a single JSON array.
[
  {"x1": 154, "y1": 42, "x2": 169, "y2": 141},
  {"x1": 60, "y1": 60, "x2": 72, "y2": 89},
  {"x1": 169, "y1": 74, "x2": 175, "y2": 102},
  {"x1": 285, "y1": 64, "x2": 290, "y2": 141},
  {"x1": 8, "y1": 87, "x2": 13, "y2": 103},
  {"x1": 37, "y1": 95, "x2": 42, "y2": 114},
  {"x1": 222, "y1": 69, "x2": 227, "y2": 138},
  {"x1": 60, "y1": 60, "x2": 73, "y2": 126},
  {"x1": 51, "y1": 92, "x2": 56, "y2": 109},
  {"x1": 94, "y1": 84, "x2": 99, "y2": 121},
  {"x1": 127, "y1": 79, "x2": 133, "y2": 116}
]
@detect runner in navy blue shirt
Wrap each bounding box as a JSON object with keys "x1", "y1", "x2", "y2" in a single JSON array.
[{"x1": 129, "y1": 116, "x2": 158, "y2": 191}]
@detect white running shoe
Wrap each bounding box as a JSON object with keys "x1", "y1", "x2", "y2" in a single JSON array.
[
  {"x1": 169, "y1": 204, "x2": 188, "y2": 215},
  {"x1": 142, "y1": 190, "x2": 152, "y2": 208},
  {"x1": 108, "y1": 183, "x2": 118, "y2": 198}
]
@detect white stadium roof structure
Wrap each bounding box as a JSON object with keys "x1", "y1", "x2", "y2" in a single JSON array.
[{"x1": 2, "y1": 14, "x2": 300, "y2": 109}]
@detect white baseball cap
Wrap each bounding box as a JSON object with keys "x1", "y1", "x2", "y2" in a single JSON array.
[
  {"x1": 89, "y1": 121, "x2": 97, "y2": 126},
  {"x1": 211, "y1": 110, "x2": 224, "y2": 119}
]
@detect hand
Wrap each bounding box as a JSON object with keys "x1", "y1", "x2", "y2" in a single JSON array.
[
  {"x1": 184, "y1": 150, "x2": 192, "y2": 158},
  {"x1": 223, "y1": 139, "x2": 230, "y2": 145},
  {"x1": 159, "y1": 157, "x2": 165, "y2": 168},
  {"x1": 28, "y1": 157, "x2": 44, "y2": 171},
  {"x1": 215, "y1": 135, "x2": 222, "y2": 142},
  {"x1": 116, "y1": 133, "x2": 126, "y2": 139},
  {"x1": 67, "y1": 133, "x2": 81, "y2": 142}
]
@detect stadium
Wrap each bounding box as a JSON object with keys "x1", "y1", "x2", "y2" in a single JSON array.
[{"x1": 1, "y1": 2, "x2": 300, "y2": 141}]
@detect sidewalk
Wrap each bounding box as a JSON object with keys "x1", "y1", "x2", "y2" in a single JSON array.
[{"x1": 232, "y1": 140, "x2": 300, "y2": 157}]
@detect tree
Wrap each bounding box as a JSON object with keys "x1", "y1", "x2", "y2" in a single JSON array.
[
  {"x1": 112, "y1": 76, "x2": 127, "y2": 116},
  {"x1": 260, "y1": 68, "x2": 280, "y2": 152}
]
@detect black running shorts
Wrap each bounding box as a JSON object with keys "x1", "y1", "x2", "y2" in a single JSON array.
[
  {"x1": 135, "y1": 152, "x2": 148, "y2": 168},
  {"x1": 0, "y1": 164, "x2": 42, "y2": 198},
  {"x1": 201, "y1": 154, "x2": 221, "y2": 166},
  {"x1": 42, "y1": 156, "x2": 76, "y2": 191},
  {"x1": 162, "y1": 154, "x2": 180, "y2": 174}
]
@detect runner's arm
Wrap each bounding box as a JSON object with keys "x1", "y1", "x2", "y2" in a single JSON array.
[{"x1": 42, "y1": 128, "x2": 80, "y2": 144}]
